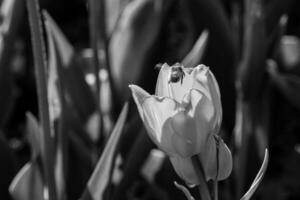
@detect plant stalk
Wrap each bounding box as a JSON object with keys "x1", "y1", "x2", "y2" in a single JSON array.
[
  {"x1": 191, "y1": 155, "x2": 211, "y2": 200},
  {"x1": 26, "y1": 0, "x2": 57, "y2": 199}
]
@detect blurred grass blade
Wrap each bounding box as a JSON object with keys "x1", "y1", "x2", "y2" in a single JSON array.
[
  {"x1": 0, "y1": 0, "x2": 24, "y2": 127},
  {"x1": 45, "y1": 16, "x2": 62, "y2": 127},
  {"x1": 267, "y1": 60, "x2": 300, "y2": 111},
  {"x1": 26, "y1": 112, "x2": 41, "y2": 160},
  {"x1": 237, "y1": 0, "x2": 266, "y2": 100},
  {"x1": 44, "y1": 11, "x2": 68, "y2": 200},
  {"x1": 112, "y1": 127, "x2": 155, "y2": 200},
  {"x1": 109, "y1": 0, "x2": 168, "y2": 102},
  {"x1": 42, "y1": 11, "x2": 74, "y2": 66},
  {"x1": 182, "y1": 30, "x2": 209, "y2": 68},
  {"x1": 105, "y1": 0, "x2": 130, "y2": 36},
  {"x1": 43, "y1": 11, "x2": 98, "y2": 141},
  {"x1": 9, "y1": 162, "x2": 44, "y2": 200},
  {"x1": 269, "y1": 15, "x2": 288, "y2": 60},
  {"x1": 88, "y1": 0, "x2": 101, "y2": 115},
  {"x1": 26, "y1": 0, "x2": 56, "y2": 199},
  {"x1": 80, "y1": 103, "x2": 128, "y2": 200},
  {"x1": 240, "y1": 149, "x2": 269, "y2": 200},
  {"x1": 10, "y1": 113, "x2": 44, "y2": 200}
]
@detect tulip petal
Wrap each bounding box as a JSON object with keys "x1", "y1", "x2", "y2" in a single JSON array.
[
  {"x1": 129, "y1": 84, "x2": 151, "y2": 121},
  {"x1": 191, "y1": 65, "x2": 211, "y2": 99},
  {"x1": 198, "y1": 135, "x2": 217, "y2": 181},
  {"x1": 217, "y1": 138, "x2": 232, "y2": 180},
  {"x1": 130, "y1": 84, "x2": 179, "y2": 156},
  {"x1": 156, "y1": 63, "x2": 195, "y2": 102},
  {"x1": 155, "y1": 63, "x2": 171, "y2": 97},
  {"x1": 192, "y1": 65, "x2": 222, "y2": 133},
  {"x1": 206, "y1": 69, "x2": 222, "y2": 132},
  {"x1": 192, "y1": 89, "x2": 216, "y2": 153},
  {"x1": 169, "y1": 156, "x2": 200, "y2": 186},
  {"x1": 171, "y1": 114, "x2": 197, "y2": 157},
  {"x1": 198, "y1": 136, "x2": 232, "y2": 181},
  {"x1": 169, "y1": 89, "x2": 212, "y2": 157},
  {"x1": 142, "y1": 97, "x2": 179, "y2": 156}
]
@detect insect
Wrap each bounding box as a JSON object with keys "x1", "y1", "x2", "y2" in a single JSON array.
[
  {"x1": 155, "y1": 63, "x2": 186, "y2": 84},
  {"x1": 168, "y1": 64, "x2": 185, "y2": 84}
]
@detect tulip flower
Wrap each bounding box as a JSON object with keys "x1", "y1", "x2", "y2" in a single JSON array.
[{"x1": 129, "y1": 63, "x2": 232, "y2": 186}]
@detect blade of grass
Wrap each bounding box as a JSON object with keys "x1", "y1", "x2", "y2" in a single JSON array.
[
  {"x1": 26, "y1": 0, "x2": 57, "y2": 199},
  {"x1": 89, "y1": 0, "x2": 112, "y2": 138},
  {"x1": 88, "y1": 0, "x2": 101, "y2": 107},
  {"x1": 81, "y1": 103, "x2": 128, "y2": 200},
  {"x1": 240, "y1": 149, "x2": 269, "y2": 200},
  {"x1": 235, "y1": 0, "x2": 266, "y2": 197},
  {"x1": 26, "y1": 112, "x2": 41, "y2": 160},
  {"x1": 9, "y1": 162, "x2": 44, "y2": 200},
  {"x1": 182, "y1": 30, "x2": 209, "y2": 68},
  {"x1": 44, "y1": 11, "x2": 69, "y2": 200}
]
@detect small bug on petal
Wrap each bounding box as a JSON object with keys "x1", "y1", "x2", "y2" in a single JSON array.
[{"x1": 168, "y1": 63, "x2": 185, "y2": 84}]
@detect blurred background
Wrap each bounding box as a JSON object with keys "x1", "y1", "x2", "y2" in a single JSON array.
[{"x1": 0, "y1": 0, "x2": 300, "y2": 200}]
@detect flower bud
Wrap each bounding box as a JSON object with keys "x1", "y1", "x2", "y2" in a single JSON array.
[{"x1": 130, "y1": 64, "x2": 232, "y2": 185}]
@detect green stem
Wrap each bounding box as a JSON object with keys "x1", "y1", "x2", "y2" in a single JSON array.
[
  {"x1": 191, "y1": 155, "x2": 211, "y2": 200},
  {"x1": 88, "y1": 0, "x2": 101, "y2": 106},
  {"x1": 26, "y1": 0, "x2": 57, "y2": 199},
  {"x1": 213, "y1": 180, "x2": 218, "y2": 200},
  {"x1": 213, "y1": 136, "x2": 220, "y2": 200}
]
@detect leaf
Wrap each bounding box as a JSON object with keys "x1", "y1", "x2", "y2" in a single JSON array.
[
  {"x1": 174, "y1": 182, "x2": 195, "y2": 200},
  {"x1": 26, "y1": 0, "x2": 57, "y2": 198},
  {"x1": 267, "y1": 59, "x2": 300, "y2": 111},
  {"x1": 182, "y1": 30, "x2": 209, "y2": 68},
  {"x1": 237, "y1": 0, "x2": 266, "y2": 100},
  {"x1": 240, "y1": 149, "x2": 269, "y2": 200},
  {"x1": 43, "y1": 11, "x2": 97, "y2": 133},
  {"x1": 112, "y1": 127, "x2": 154, "y2": 200},
  {"x1": 44, "y1": 11, "x2": 69, "y2": 200},
  {"x1": 109, "y1": 0, "x2": 169, "y2": 102},
  {"x1": 42, "y1": 11, "x2": 74, "y2": 67},
  {"x1": 105, "y1": 0, "x2": 130, "y2": 36},
  {"x1": 9, "y1": 162, "x2": 44, "y2": 200},
  {"x1": 26, "y1": 112, "x2": 41, "y2": 160},
  {"x1": 80, "y1": 103, "x2": 128, "y2": 200}
]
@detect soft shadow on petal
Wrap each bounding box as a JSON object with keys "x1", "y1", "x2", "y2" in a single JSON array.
[
  {"x1": 169, "y1": 156, "x2": 200, "y2": 187},
  {"x1": 130, "y1": 84, "x2": 179, "y2": 156},
  {"x1": 170, "y1": 113, "x2": 197, "y2": 157},
  {"x1": 169, "y1": 89, "x2": 207, "y2": 157},
  {"x1": 198, "y1": 135, "x2": 217, "y2": 181},
  {"x1": 217, "y1": 138, "x2": 232, "y2": 180},
  {"x1": 142, "y1": 94, "x2": 179, "y2": 156},
  {"x1": 191, "y1": 65, "x2": 211, "y2": 99},
  {"x1": 192, "y1": 65, "x2": 222, "y2": 133},
  {"x1": 198, "y1": 136, "x2": 232, "y2": 181},
  {"x1": 155, "y1": 63, "x2": 171, "y2": 97},
  {"x1": 129, "y1": 84, "x2": 151, "y2": 121},
  {"x1": 206, "y1": 69, "x2": 222, "y2": 132},
  {"x1": 192, "y1": 89, "x2": 215, "y2": 154}
]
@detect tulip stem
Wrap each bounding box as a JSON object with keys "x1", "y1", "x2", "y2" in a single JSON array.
[
  {"x1": 191, "y1": 155, "x2": 211, "y2": 200},
  {"x1": 213, "y1": 136, "x2": 220, "y2": 200},
  {"x1": 213, "y1": 181, "x2": 218, "y2": 200}
]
